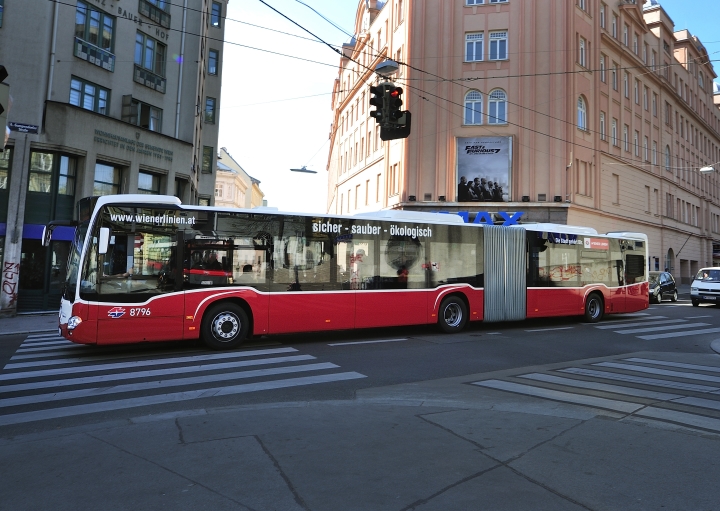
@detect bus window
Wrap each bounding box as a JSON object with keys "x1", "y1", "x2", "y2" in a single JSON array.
[
  {"x1": 81, "y1": 206, "x2": 179, "y2": 302},
  {"x1": 429, "y1": 225, "x2": 482, "y2": 288},
  {"x1": 381, "y1": 237, "x2": 425, "y2": 289},
  {"x1": 184, "y1": 238, "x2": 233, "y2": 288}
]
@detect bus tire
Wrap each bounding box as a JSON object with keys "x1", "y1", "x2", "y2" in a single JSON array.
[
  {"x1": 201, "y1": 302, "x2": 249, "y2": 350},
  {"x1": 584, "y1": 293, "x2": 604, "y2": 323},
  {"x1": 438, "y1": 296, "x2": 468, "y2": 333}
]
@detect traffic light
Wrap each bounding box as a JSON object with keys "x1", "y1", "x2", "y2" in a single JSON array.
[
  {"x1": 387, "y1": 86, "x2": 405, "y2": 124},
  {"x1": 0, "y1": 65, "x2": 9, "y2": 152},
  {"x1": 369, "y1": 84, "x2": 387, "y2": 124}
]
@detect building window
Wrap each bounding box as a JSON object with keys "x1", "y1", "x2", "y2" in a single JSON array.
[
  {"x1": 488, "y1": 89, "x2": 507, "y2": 124},
  {"x1": 624, "y1": 72, "x2": 629, "y2": 98},
  {"x1": 75, "y1": 1, "x2": 114, "y2": 52},
  {"x1": 612, "y1": 63, "x2": 618, "y2": 90},
  {"x1": 578, "y1": 37, "x2": 586, "y2": 67},
  {"x1": 623, "y1": 125, "x2": 629, "y2": 151},
  {"x1": 202, "y1": 146, "x2": 214, "y2": 173},
  {"x1": 600, "y1": 111, "x2": 606, "y2": 140},
  {"x1": 623, "y1": 24, "x2": 628, "y2": 46},
  {"x1": 665, "y1": 145, "x2": 671, "y2": 171},
  {"x1": 633, "y1": 33, "x2": 638, "y2": 55},
  {"x1": 489, "y1": 31, "x2": 508, "y2": 60},
  {"x1": 0, "y1": 0, "x2": 4, "y2": 28},
  {"x1": 215, "y1": 184, "x2": 223, "y2": 198},
  {"x1": 600, "y1": 54, "x2": 606, "y2": 82},
  {"x1": 489, "y1": 0, "x2": 508, "y2": 3},
  {"x1": 134, "y1": 31, "x2": 166, "y2": 77},
  {"x1": 612, "y1": 118, "x2": 618, "y2": 146},
  {"x1": 634, "y1": 79, "x2": 639, "y2": 104},
  {"x1": 466, "y1": 0, "x2": 484, "y2": 4},
  {"x1": 652, "y1": 141, "x2": 657, "y2": 165},
  {"x1": 122, "y1": 96, "x2": 162, "y2": 132},
  {"x1": 465, "y1": 33, "x2": 483, "y2": 62},
  {"x1": 699, "y1": 72, "x2": 704, "y2": 90},
  {"x1": 577, "y1": 97, "x2": 587, "y2": 131},
  {"x1": 600, "y1": 3, "x2": 606, "y2": 29},
  {"x1": 69, "y1": 77, "x2": 109, "y2": 114},
  {"x1": 208, "y1": 49, "x2": 219, "y2": 75},
  {"x1": 578, "y1": 0, "x2": 586, "y2": 11},
  {"x1": 93, "y1": 162, "x2": 122, "y2": 195},
  {"x1": 28, "y1": 153, "x2": 76, "y2": 197},
  {"x1": 464, "y1": 90, "x2": 482, "y2": 125},
  {"x1": 205, "y1": 97, "x2": 216, "y2": 123},
  {"x1": 644, "y1": 136, "x2": 649, "y2": 161},
  {"x1": 612, "y1": 15, "x2": 617, "y2": 38},
  {"x1": 138, "y1": 171, "x2": 161, "y2": 194},
  {"x1": 211, "y1": 2, "x2": 222, "y2": 27},
  {"x1": 643, "y1": 86, "x2": 648, "y2": 110},
  {"x1": 0, "y1": 148, "x2": 10, "y2": 190},
  {"x1": 634, "y1": 131, "x2": 639, "y2": 156}
]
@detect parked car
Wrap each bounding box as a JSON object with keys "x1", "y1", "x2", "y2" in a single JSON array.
[
  {"x1": 648, "y1": 271, "x2": 677, "y2": 303},
  {"x1": 690, "y1": 268, "x2": 720, "y2": 306}
]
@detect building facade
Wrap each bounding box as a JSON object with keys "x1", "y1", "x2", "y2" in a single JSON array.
[
  {"x1": 327, "y1": 0, "x2": 720, "y2": 284},
  {"x1": 215, "y1": 147, "x2": 265, "y2": 209},
  {"x1": 0, "y1": 0, "x2": 227, "y2": 313}
]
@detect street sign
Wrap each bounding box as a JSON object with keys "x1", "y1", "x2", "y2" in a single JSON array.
[{"x1": 8, "y1": 122, "x2": 38, "y2": 134}]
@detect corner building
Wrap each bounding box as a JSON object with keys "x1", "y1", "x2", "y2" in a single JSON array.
[
  {"x1": 327, "y1": 0, "x2": 720, "y2": 284},
  {"x1": 0, "y1": 0, "x2": 227, "y2": 312}
]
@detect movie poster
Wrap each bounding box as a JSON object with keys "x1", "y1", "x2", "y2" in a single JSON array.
[{"x1": 456, "y1": 136, "x2": 512, "y2": 202}]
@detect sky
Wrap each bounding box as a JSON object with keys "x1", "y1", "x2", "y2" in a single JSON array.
[{"x1": 217, "y1": 0, "x2": 720, "y2": 214}]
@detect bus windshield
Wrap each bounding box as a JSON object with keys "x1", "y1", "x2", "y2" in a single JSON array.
[{"x1": 64, "y1": 222, "x2": 88, "y2": 301}]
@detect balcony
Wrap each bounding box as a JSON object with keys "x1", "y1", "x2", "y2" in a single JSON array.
[
  {"x1": 134, "y1": 65, "x2": 166, "y2": 94},
  {"x1": 74, "y1": 37, "x2": 115, "y2": 72},
  {"x1": 138, "y1": 0, "x2": 170, "y2": 29}
]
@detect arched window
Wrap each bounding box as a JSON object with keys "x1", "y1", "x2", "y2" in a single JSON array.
[
  {"x1": 464, "y1": 90, "x2": 482, "y2": 125},
  {"x1": 488, "y1": 89, "x2": 507, "y2": 124},
  {"x1": 577, "y1": 97, "x2": 587, "y2": 130},
  {"x1": 699, "y1": 72, "x2": 705, "y2": 90},
  {"x1": 665, "y1": 145, "x2": 671, "y2": 172}
]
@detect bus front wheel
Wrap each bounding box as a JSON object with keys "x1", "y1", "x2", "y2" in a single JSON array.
[
  {"x1": 438, "y1": 296, "x2": 468, "y2": 333},
  {"x1": 584, "y1": 293, "x2": 604, "y2": 323},
  {"x1": 201, "y1": 302, "x2": 249, "y2": 350}
]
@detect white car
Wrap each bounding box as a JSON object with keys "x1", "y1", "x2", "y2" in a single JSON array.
[{"x1": 691, "y1": 268, "x2": 720, "y2": 306}]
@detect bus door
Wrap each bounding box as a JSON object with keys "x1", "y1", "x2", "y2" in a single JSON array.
[
  {"x1": 89, "y1": 206, "x2": 184, "y2": 344},
  {"x1": 267, "y1": 220, "x2": 354, "y2": 334},
  {"x1": 624, "y1": 244, "x2": 647, "y2": 311},
  {"x1": 354, "y1": 235, "x2": 427, "y2": 328}
]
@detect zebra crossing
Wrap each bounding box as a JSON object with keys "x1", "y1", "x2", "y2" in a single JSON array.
[
  {"x1": 0, "y1": 332, "x2": 366, "y2": 427},
  {"x1": 586, "y1": 313, "x2": 720, "y2": 340},
  {"x1": 472, "y1": 355, "x2": 720, "y2": 433}
]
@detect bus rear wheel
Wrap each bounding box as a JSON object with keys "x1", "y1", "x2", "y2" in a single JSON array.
[
  {"x1": 438, "y1": 296, "x2": 468, "y2": 333},
  {"x1": 201, "y1": 302, "x2": 249, "y2": 350},
  {"x1": 584, "y1": 293, "x2": 604, "y2": 323}
]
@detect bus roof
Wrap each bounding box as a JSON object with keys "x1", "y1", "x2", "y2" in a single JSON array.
[{"x1": 518, "y1": 223, "x2": 598, "y2": 235}]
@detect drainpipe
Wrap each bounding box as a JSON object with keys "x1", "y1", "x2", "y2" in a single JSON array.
[
  {"x1": 175, "y1": 0, "x2": 188, "y2": 138},
  {"x1": 46, "y1": 0, "x2": 60, "y2": 101}
]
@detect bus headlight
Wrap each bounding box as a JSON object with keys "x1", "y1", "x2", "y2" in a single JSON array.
[{"x1": 67, "y1": 316, "x2": 83, "y2": 330}]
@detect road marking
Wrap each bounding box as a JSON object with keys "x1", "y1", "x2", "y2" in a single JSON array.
[
  {"x1": 593, "y1": 318, "x2": 684, "y2": 329},
  {"x1": 638, "y1": 327, "x2": 720, "y2": 340},
  {"x1": 524, "y1": 327, "x2": 575, "y2": 332},
  {"x1": 623, "y1": 358, "x2": 720, "y2": 374},
  {"x1": 0, "y1": 347, "x2": 299, "y2": 380},
  {"x1": 594, "y1": 362, "x2": 720, "y2": 383},
  {"x1": 517, "y1": 373, "x2": 682, "y2": 400},
  {"x1": 616, "y1": 322, "x2": 710, "y2": 335},
  {"x1": 559, "y1": 367, "x2": 719, "y2": 392},
  {"x1": 24, "y1": 332, "x2": 60, "y2": 339},
  {"x1": 0, "y1": 355, "x2": 317, "y2": 394},
  {"x1": 675, "y1": 396, "x2": 720, "y2": 412},
  {"x1": 17, "y1": 341, "x2": 79, "y2": 351},
  {"x1": 328, "y1": 338, "x2": 408, "y2": 346},
  {"x1": 0, "y1": 362, "x2": 340, "y2": 408},
  {"x1": 635, "y1": 407, "x2": 720, "y2": 433},
  {"x1": 685, "y1": 315, "x2": 713, "y2": 319},
  {"x1": 472, "y1": 379, "x2": 643, "y2": 413},
  {"x1": 0, "y1": 372, "x2": 367, "y2": 427}
]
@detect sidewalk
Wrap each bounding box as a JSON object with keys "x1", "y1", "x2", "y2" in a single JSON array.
[{"x1": 0, "y1": 312, "x2": 58, "y2": 336}]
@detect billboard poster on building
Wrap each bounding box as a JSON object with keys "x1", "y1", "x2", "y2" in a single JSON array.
[{"x1": 456, "y1": 136, "x2": 512, "y2": 202}]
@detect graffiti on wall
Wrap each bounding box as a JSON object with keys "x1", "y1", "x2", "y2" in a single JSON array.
[{"x1": 1, "y1": 262, "x2": 20, "y2": 308}]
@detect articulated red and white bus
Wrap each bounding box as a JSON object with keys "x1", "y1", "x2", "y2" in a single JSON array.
[{"x1": 47, "y1": 195, "x2": 649, "y2": 349}]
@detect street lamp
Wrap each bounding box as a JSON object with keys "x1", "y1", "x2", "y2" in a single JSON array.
[
  {"x1": 700, "y1": 165, "x2": 715, "y2": 174},
  {"x1": 290, "y1": 166, "x2": 317, "y2": 174}
]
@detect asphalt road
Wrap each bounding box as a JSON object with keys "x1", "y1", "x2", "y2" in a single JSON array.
[{"x1": 1, "y1": 298, "x2": 720, "y2": 510}]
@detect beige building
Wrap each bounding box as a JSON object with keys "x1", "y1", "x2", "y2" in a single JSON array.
[
  {"x1": 327, "y1": 0, "x2": 720, "y2": 284},
  {"x1": 214, "y1": 147, "x2": 265, "y2": 209},
  {"x1": 0, "y1": 0, "x2": 227, "y2": 312}
]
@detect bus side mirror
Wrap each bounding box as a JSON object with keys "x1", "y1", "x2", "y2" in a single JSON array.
[{"x1": 98, "y1": 227, "x2": 110, "y2": 254}]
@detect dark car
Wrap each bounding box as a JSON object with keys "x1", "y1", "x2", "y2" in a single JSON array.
[{"x1": 648, "y1": 271, "x2": 677, "y2": 303}]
